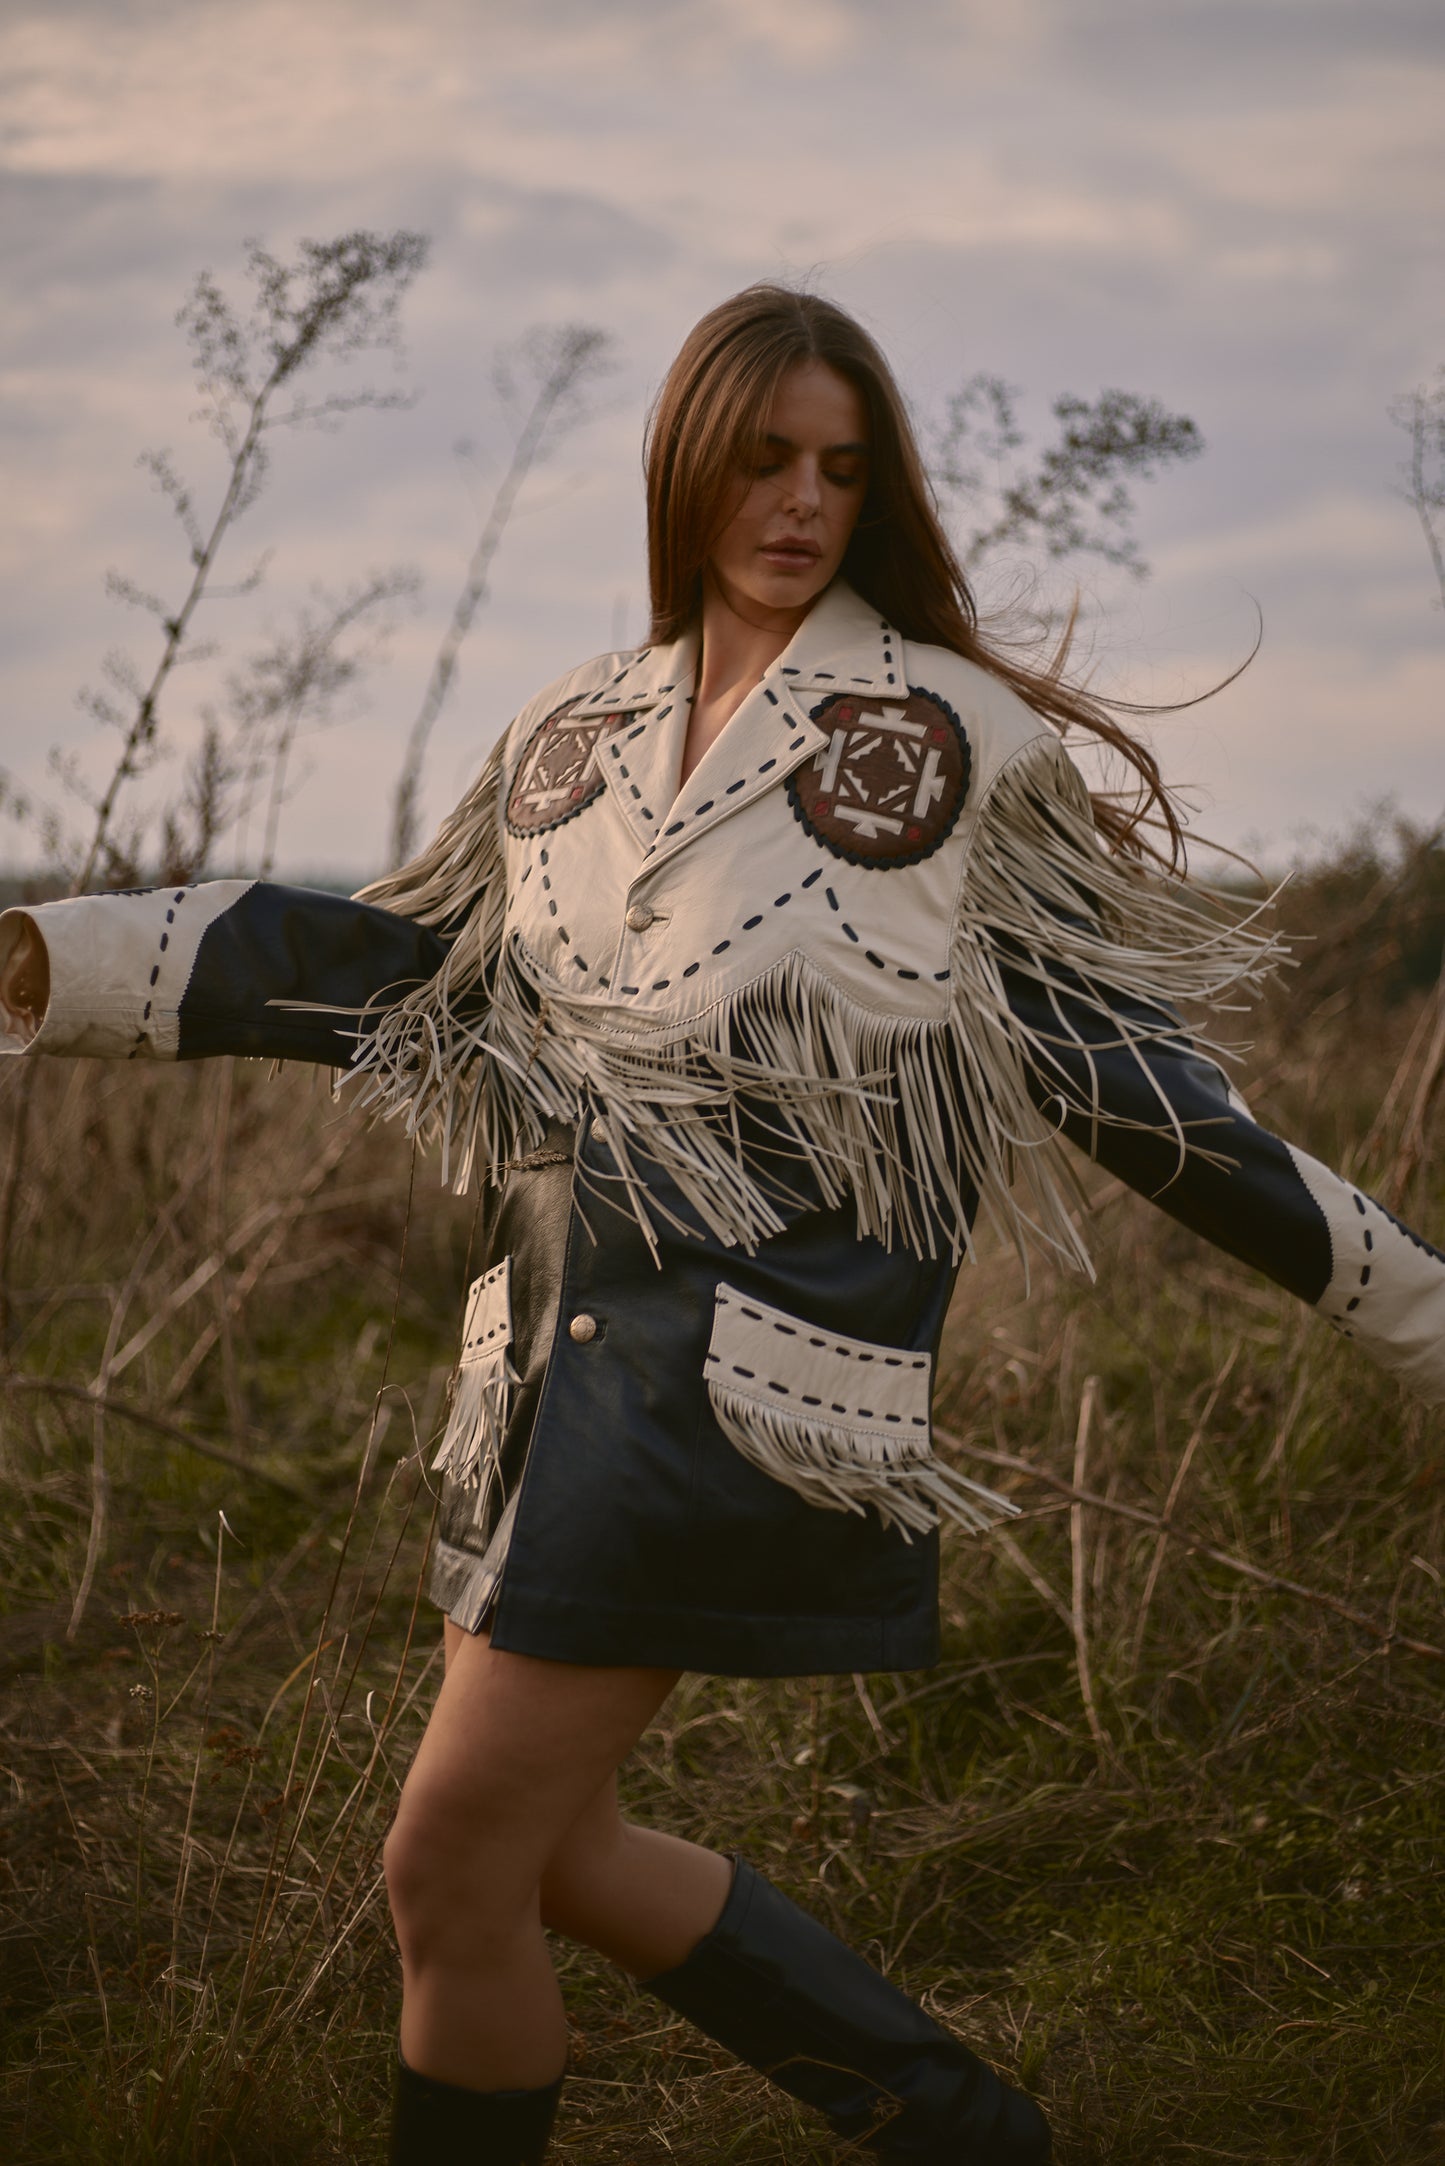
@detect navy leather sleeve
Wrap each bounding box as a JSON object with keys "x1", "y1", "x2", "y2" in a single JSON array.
[
  {"x1": 177, "y1": 883, "x2": 451, "y2": 1066},
  {"x1": 1001, "y1": 962, "x2": 1334, "y2": 1303}
]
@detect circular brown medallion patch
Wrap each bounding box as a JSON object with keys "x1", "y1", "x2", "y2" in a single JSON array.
[
  {"x1": 505, "y1": 701, "x2": 631, "y2": 837},
  {"x1": 788, "y1": 687, "x2": 971, "y2": 868}
]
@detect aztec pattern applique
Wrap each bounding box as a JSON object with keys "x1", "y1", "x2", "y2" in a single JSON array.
[
  {"x1": 789, "y1": 688, "x2": 972, "y2": 868},
  {"x1": 505, "y1": 700, "x2": 632, "y2": 836}
]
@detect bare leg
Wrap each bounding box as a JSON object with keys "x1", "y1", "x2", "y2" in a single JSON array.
[
  {"x1": 539, "y1": 1772, "x2": 733, "y2": 1978},
  {"x1": 384, "y1": 1623, "x2": 681, "y2": 2091}
]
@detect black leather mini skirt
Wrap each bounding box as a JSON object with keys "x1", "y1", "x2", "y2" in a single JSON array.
[{"x1": 427, "y1": 1112, "x2": 961, "y2": 1677}]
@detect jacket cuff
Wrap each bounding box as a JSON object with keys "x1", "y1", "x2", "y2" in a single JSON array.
[
  {"x1": 0, "y1": 881, "x2": 257, "y2": 1060},
  {"x1": 1287, "y1": 1144, "x2": 1445, "y2": 1404}
]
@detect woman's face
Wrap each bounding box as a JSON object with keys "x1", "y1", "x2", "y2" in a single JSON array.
[{"x1": 707, "y1": 358, "x2": 870, "y2": 628}]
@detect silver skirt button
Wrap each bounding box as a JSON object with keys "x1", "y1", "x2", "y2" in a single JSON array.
[
  {"x1": 568, "y1": 1313, "x2": 599, "y2": 1344},
  {"x1": 625, "y1": 902, "x2": 655, "y2": 932}
]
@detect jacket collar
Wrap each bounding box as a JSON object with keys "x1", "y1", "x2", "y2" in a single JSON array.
[
  {"x1": 768, "y1": 576, "x2": 905, "y2": 701},
  {"x1": 573, "y1": 582, "x2": 909, "y2": 866},
  {"x1": 571, "y1": 578, "x2": 902, "y2": 716}
]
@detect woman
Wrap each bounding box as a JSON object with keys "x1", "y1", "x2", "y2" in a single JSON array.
[{"x1": 4, "y1": 286, "x2": 1443, "y2": 2166}]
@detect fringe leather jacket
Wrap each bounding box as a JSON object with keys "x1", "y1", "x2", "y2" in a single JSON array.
[{"x1": 6, "y1": 579, "x2": 1445, "y2": 1562}]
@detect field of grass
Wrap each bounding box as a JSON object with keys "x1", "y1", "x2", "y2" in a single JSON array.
[{"x1": 2, "y1": 824, "x2": 1444, "y2": 2164}]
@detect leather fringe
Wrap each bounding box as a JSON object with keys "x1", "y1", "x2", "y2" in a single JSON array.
[
  {"x1": 344, "y1": 733, "x2": 1282, "y2": 1272},
  {"x1": 707, "y1": 1383, "x2": 1019, "y2": 1541}
]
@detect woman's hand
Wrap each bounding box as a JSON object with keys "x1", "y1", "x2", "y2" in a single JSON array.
[{"x1": 0, "y1": 918, "x2": 50, "y2": 1043}]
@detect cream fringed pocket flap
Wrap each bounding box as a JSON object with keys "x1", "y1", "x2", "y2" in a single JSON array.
[
  {"x1": 431, "y1": 1259, "x2": 520, "y2": 1527},
  {"x1": 703, "y1": 1282, "x2": 1018, "y2": 1543}
]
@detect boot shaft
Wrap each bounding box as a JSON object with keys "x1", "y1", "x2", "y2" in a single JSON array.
[
  {"x1": 645, "y1": 1857, "x2": 1050, "y2": 2162},
  {"x1": 388, "y1": 2054, "x2": 563, "y2": 2164}
]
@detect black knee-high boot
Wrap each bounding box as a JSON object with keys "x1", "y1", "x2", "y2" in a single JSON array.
[
  {"x1": 644, "y1": 1859, "x2": 1049, "y2": 2163},
  {"x1": 388, "y1": 2054, "x2": 563, "y2": 2164}
]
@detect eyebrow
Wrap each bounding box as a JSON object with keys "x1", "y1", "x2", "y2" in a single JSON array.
[{"x1": 763, "y1": 432, "x2": 870, "y2": 456}]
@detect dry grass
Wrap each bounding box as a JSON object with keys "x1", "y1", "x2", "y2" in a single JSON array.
[{"x1": 2, "y1": 826, "x2": 1444, "y2": 2164}]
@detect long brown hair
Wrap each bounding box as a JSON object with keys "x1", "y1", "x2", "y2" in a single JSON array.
[{"x1": 645, "y1": 283, "x2": 1212, "y2": 868}]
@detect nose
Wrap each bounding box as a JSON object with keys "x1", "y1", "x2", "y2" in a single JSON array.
[{"x1": 778, "y1": 455, "x2": 822, "y2": 517}]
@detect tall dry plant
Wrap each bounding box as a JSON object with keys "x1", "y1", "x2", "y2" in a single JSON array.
[
  {"x1": 63, "y1": 231, "x2": 427, "y2": 897},
  {"x1": 386, "y1": 322, "x2": 616, "y2": 869}
]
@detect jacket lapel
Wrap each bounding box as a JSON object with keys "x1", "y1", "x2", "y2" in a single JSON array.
[
  {"x1": 568, "y1": 633, "x2": 696, "y2": 854},
  {"x1": 638, "y1": 581, "x2": 906, "y2": 876}
]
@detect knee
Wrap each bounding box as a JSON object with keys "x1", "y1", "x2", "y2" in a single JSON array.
[{"x1": 383, "y1": 1786, "x2": 534, "y2": 1967}]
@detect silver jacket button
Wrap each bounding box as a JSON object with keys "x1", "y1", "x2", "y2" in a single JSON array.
[
  {"x1": 625, "y1": 902, "x2": 655, "y2": 932},
  {"x1": 568, "y1": 1313, "x2": 599, "y2": 1344}
]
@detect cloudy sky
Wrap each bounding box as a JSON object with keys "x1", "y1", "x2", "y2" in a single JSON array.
[{"x1": 2, "y1": 0, "x2": 1442, "y2": 881}]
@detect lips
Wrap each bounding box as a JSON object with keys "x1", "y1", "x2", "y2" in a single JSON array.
[{"x1": 760, "y1": 539, "x2": 821, "y2": 563}]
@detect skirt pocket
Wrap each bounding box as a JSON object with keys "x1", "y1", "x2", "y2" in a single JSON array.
[
  {"x1": 704, "y1": 1280, "x2": 1018, "y2": 1542},
  {"x1": 431, "y1": 1257, "x2": 520, "y2": 1529}
]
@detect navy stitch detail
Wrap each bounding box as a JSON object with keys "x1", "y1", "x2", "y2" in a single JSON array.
[
  {"x1": 897, "y1": 967, "x2": 919, "y2": 980},
  {"x1": 743, "y1": 915, "x2": 763, "y2": 931},
  {"x1": 652, "y1": 979, "x2": 670, "y2": 991},
  {"x1": 695, "y1": 799, "x2": 714, "y2": 813},
  {"x1": 825, "y1": 886, "x2": 839, "y2": 911},
  {"x1": 758, "y1": 757, "x2": 776, "y2": 773},
  {"x1": 165, "y1": 908, "x2": 175, "y2": 924},
  {"x1": 763, "y1": 687, "x2": 778, "y2": 705},
  {"x1": 1364, "y1": 1193, "x2": 1445, "y2": 1264},
  {"x1": 842, "y1": 922, "x2": 859, "y2": 943},
  {"x1": 664, "y1": 820, "x2": 685, "y2": 836},
  {"x1": 713, "y1": 940, "x2": 730, "y2": 954},
  {"x1": 620, "y1": 985, "x2": 639, "y2": 996},
  {"x1": 726, "y1": 779, "x2": 745, "y2": 794},
  {"x1": 774, "y1": 892, "x2": 791, "y2": 907},
  {"x1": 865, "y1": 950, "x2": 885, "y2": 968},
  {"x1": 802, "y1": 868, "x2": 822, "y2": 888},
  {"x1": 149, "y1": 965, "x2": 160, "y2": 986},
  {"x1": 683, "y1": 961, "x2": 700, "y2": 977}
]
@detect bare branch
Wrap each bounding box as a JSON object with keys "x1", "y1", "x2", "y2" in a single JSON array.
[
  {"x1": 1390, "y1": 373, "x2": 1445, "y2": 614},
  {"x1": 933, "y1": 379, "x2": 1203, "y2": 580},
  {"x1": 387, "y1": 323, "x2": 617, "y2": 868},
  {"x1": 221, "y1": 570, "x2": 419, "y2": 876},
  {"x1": 65, "y1": 229, "x2": 428, "y2": 896}
]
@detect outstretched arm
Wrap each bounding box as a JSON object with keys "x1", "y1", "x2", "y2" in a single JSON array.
[
  {"x1": 1002, "y1": 958, "x2": 1445, "y2": 1405},
  {"x1": 0, "y1": 880, "x2": 451, "y2": 1068}
]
